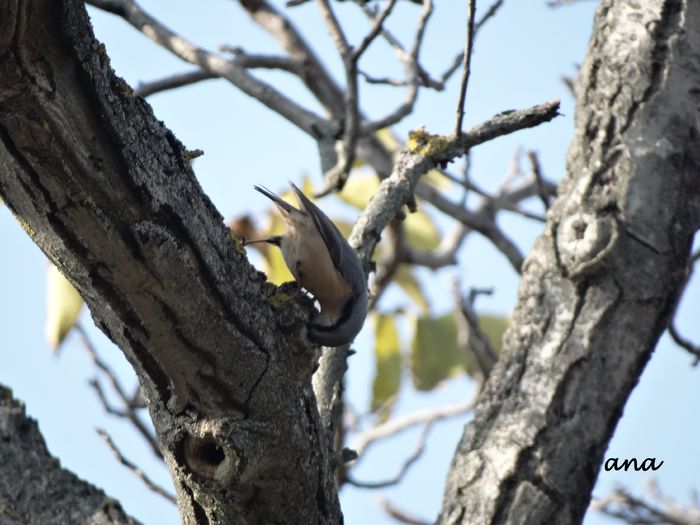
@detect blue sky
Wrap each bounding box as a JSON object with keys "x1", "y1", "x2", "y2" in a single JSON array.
[{"x1": 1, "y1": 1, "x2": 698, "y2": 524}]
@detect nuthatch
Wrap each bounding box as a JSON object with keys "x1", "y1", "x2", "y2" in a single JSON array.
[{"x1": 246, "y1": 182, "x2": 368, "y2": 346}]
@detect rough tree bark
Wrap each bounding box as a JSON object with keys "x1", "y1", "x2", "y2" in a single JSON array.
[
  {"x1": 0, "y1": 386, "x2": 139, "y2": 525},
  {"x1": 438, "y1": 1, "x2": 700, "y2": 524},
  {"x1": 0, "y1": 1, "x2": 340, "y2": 523}
]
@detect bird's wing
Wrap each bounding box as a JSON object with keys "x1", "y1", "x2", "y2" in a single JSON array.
[
  {"x1": 254, "y1": 185, "x2": 297, "y2": 216},
  {"x1": 289, "y1": 182, "x2": 348, "y2": 278}
]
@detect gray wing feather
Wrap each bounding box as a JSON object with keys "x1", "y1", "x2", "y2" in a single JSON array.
[
  {"x1": 289, "y1": 182, "x2": 348, "y2": 278},
  {"x1": 254, "y1": 185, "x2": 297, "y2": 214}
]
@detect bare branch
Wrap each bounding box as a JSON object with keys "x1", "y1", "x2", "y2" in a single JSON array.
[
  {"x1": 377, "y1": 496, "x2": 431, "y2": 525},
  {"x1": 96, "y1": 428, "x2": 177, "y2": 505},
  {"x1": 403, "y1": 223, "x2": 466, "y2": 269},
  {"x1": 75, "y1": 324, "x2": 161, "y2": 458},
  {"x1": 116, "y1": 0, "x2": 333, "y2": 137},
  {"x1": 455, "y1": 0, "x2": 476, "y2": 134},
  {"x1": 548, "y1": 0, "x2": 597, "y2": 7},
  {"x1": 368, "y1": 218, "x2": 404, "y2": 309},
  {"x1": 362, "y1": 0, "x2": 433, "y2": 134},
  {"x1": 526, "y1": 150, "x2": 551, "y2": 210},
  {"x1": 316, "y1": 0, "x2": 351, "y2": 57},
  {"x1": 353, "y1": 0, "x2": 398, "y2": 62},
  {"x1": 236, "y1": 0, "x2": 345, "y2": 117},
  {"x1": 85, "y1": 0, "x2": 127, "y2": 16},
  {"x1": 416, "y1": 182, "x2": 525, "y2": 272},
  {"x1": 135, "y1": 69, "x2": 217, "y2": 98},
  {"x1": 454, "y1": 282, "x2": 498, "y2": 384},
  {"x1": 350, "y1": 99, "x2": 561, "y2": 270},
  {"x1": 592, "y1": 481, "x2": 700, "y2": 525},
  {"x1": 474, "y1": 0, "x2": 505, "y2": 34},
  {"x1": 439, "y1": 170, "x2": 548, "y2": 222},
  {"x1": 346, "y1": 422, "x2": 433, "y2": 489},
  {"x1": 351, "y1": 397, "x2": 475, "y2": 458},
  {"x1": 669, "y1": 322, "x2": 700, "y2": 365}
]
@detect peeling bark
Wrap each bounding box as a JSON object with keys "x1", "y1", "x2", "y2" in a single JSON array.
[
  {"x1": 0, "y1": 1, "x2": 340, "y2": 523},
  {"x1": 438, "y1": 1, "x2": 700, "y2": 523}
]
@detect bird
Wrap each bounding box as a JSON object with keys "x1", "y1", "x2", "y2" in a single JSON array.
[{"x1": 245, "y1": 182, "x2": 368, "y2": 346}]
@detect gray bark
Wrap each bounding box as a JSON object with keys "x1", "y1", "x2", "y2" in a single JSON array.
[
  {"x1": 438, "y1": 1, "x2": 700, "y2": 524},
  {"x1": 0, "y1": 1, "x2": 340, "y2": 523},
  {"x1": 0, "y1": 385, "x2": 139, "y2": 525}
]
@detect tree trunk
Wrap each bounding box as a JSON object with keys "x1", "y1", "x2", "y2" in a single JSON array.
[
  {"x1": 0, "y1": 385, "x2": 140, "y2": 525},
  {"x1": 0, "y1": 1, "x2": 340, "y2": 523},
  {"x1": 438, "y1": 1, "x2": 700, "y2": 523}
]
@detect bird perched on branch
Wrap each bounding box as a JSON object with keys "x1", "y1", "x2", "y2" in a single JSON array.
[{"x1": 245, "y1": 182, "x2": 368, "y2": 347}]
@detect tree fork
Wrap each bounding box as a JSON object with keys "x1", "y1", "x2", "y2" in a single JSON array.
[{"x1": 0, "y1": 1, "x2": 341, "y2": 523}]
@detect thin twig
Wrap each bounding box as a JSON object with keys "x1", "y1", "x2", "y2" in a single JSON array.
[
  {"x1": 474, "y1": 0, "x2": 504, "y2": 34},
  {"x1": 669, "y1": 323, "x2": 700, "y2": 365},
  {"x1": 116, "y1": 0, "x2": 333, "y2": 137},
  {"x1": 377, "y1": 496, "x2": 431, "y2": 525},
  {"x1": 315, "y1": 0, "x2": 350, "y2": 57},
  {"x1": 361, "y1": 0, "x2": 433, "y2": 134},
  {"x1": 236, "y1": 0, "x2": 345, "y2": 118},
  {"x1": 368, "y1": 218, "x2": 404, "y2": 309},
  {"x1": 353, "y1": 0, "x2": 398, "y2": 62},
  {"x1": 346, "y1": 422, "x2": 433, "y2": 489},
  {"x1": 75, "y1": 323, "x2": 162, "y2": 458},
  {"x1": 455, "y1": 0, "x2": 477, "y2": 134},
  {"x1": 454, "y1": 281, "x2": 498, "y2": 385},
  {"x1": 352, "y1": 397, "x2": 476, "y2": 458},
  {"x1": 135, "y1": 69, "x2": 217, "y2": 97},
  {"x1": 592, "y1": 481, "x2": 700, "y2": 525},
  {"x1": 526, "y1": 150, "x2": 551, "y2": 210},
  {"x1": 96, "y1": 428, "x2": 177, "y2": 504},
  {"x1": 86, "y1": 0, "x2": 127, "y2": 16}
]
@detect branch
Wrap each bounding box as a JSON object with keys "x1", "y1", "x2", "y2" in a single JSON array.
[
  {"x1": 455, "y1": 0, "x2": 476, "y2": 134},
  {"x1": 0, "y1": 385, "x2": 138, "y2": 524},
  {"x1": 377, "y1": 496, "x2": 431, "y2": 525},
  {"x1": 115, "y1": 0, "x2": 334, "y2": 137},
  {"x1": 353, "y1": 0, "x2": 398, "y2": 62},
  {"x1": 351, "y1": 397, "x2": 476, "y2": 458},
  {"x1": 361, "y1": 0, "x2": 433, "y2": 135},
  {"x1": 236, "y1": 0, "x2": 345, "y2": 117},
  {"x1": 76, "y1": 324, "x2": 162, "y2": 457},
  {"x1": 134, "y1": 69, "x2": 217, "y2": 98},
  {"x1": 592, "y1": 481, "x2": 700, "y2": 525},
  {"x1": 350, "y1": 100, "x2": 561, "y2": 270},
  {"x1": 0, "y1": 1, "x2": 341, "y2": 521},
  {"x1": 97, "y1": 428, "x2": 177, "y2": 505},
  {"x1": 346, "y1": 422, "x2": 433, "y2": 489},
  {"x1": 315, "y1": 0, "x2": 351, "y2": 57}
]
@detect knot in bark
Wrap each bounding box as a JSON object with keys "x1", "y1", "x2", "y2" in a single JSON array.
[{"x1": 555, "y1": 212, "x2": 618, "y2": 279}]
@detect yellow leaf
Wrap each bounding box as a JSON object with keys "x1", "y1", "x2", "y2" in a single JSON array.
[
  {"x1": 371, "y1": 314, "x2": 402, "y2": 421},
  {"x1": 375, "y1": 128, "x2": 401, "y2": 153},
  {"x1": 394, "y1": 266, "x2": 429, "y2": 312},
  {"x1": 45, "y1": 263, "x2": 84, "y2": 352},
  {"x1": 410, "y1": 313, "x2": 463, "y2": 391},
  {"x1": 338, "y1": 172, "x2": 380, "y2": 210},
  {"x1": 475, "y1": 314, "x2": 508, "y2": 354},
  {"x1": 423, "y1": 168, "x2": 453, "y2": 189},
  {"x1": 405, "y1": 208, "x2": 440, "y2": 250}
]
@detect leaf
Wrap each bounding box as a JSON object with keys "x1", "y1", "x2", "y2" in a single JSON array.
[
  {"x1": 423, "y1": 168, "x2": 453, "y2": 189},
  {"x1": 371, "y1": 314, "x2": 402, "y2": 421},
  {"x1": 404, "y1": 208, "x2": 441, "y2": 251},
  {"x1": 410, "y1": 313, "x2": 463, "y2": 391},
  {"x1": 475, "y1": 314, "x2": 508, "y2": 355},
  {"x1": 394, "y1": 266, "x2": 429, "y2": 312},
  {"x1": 338, "y1": 172, "x2": 379, "y2": 210},
  {"x1": 375, "y1": 128, "x2": 401, "y2": 153},
  {"x1": 45, "y1": 263, "x2": 84, "y2": 352}
]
